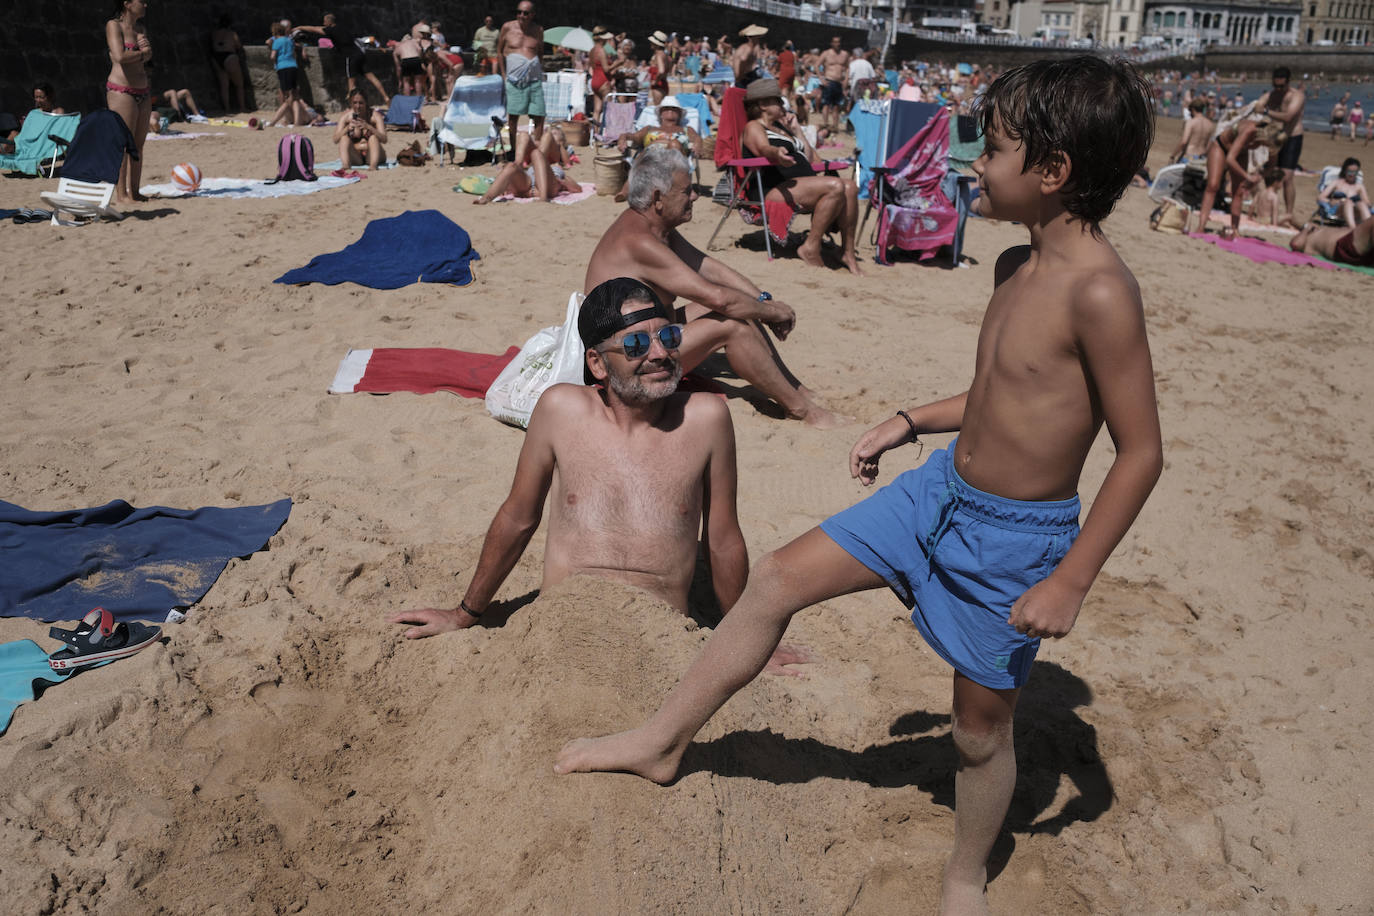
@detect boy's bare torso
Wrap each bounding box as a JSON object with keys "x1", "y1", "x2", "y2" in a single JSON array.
[
  {"x1": 956, "y1": 243, "x2": 1132, "y2": 502},
  {"x1": 540, "y1": 387, "x2": 713, "y2": 610}
]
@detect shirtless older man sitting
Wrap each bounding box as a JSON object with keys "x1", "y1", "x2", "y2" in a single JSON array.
[
  {"x1": 390, "y1": 278, "x2": 753, "y2": 635},
  {"x1": 586, "y1": 146, "x2": 848, "y2": 429}
]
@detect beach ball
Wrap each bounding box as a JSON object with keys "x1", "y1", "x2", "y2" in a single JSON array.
[{"x1": 171, "y1": 162, "x2": 203, "y2": 193}]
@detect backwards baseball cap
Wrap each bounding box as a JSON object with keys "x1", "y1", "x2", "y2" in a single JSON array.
[{"x1": 578, "y1": 277, "x2": 674, "y2": 384}]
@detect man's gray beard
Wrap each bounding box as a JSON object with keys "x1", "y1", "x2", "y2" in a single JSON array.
[{"x1": 605, "y1": 359, "x2": 683, "y2": 406}]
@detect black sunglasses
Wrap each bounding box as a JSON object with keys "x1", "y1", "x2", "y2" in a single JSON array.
[{"x1": 605, "y1": 324, "x2": 683, "y2": 358}]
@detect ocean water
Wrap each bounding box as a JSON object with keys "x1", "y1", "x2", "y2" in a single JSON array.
[{"x1": 1167, "y1": 79, "x2": 1373, "y2": 133}]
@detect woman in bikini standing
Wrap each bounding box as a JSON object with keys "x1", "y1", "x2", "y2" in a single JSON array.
[{"x1": 106, "y1": 0, "x2": 152, "y2": 203}]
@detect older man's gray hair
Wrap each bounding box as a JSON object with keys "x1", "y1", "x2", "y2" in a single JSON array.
[{"x1": 625, "y1": 146, "x2": 692, "y2": 211}]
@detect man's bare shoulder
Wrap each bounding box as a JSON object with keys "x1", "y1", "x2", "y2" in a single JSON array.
[
  {"x1": 679, "y1": 390, "x2": 733, "y2": 429},
  {"x1": 527, "y1": 383, "x2": 601, "y2": 434}
]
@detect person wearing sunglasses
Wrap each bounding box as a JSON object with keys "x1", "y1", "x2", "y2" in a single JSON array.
[
  {"x1": 496, "y1": 1, "x2": 546, "y2": 155},
  {"x1": 390, "y1": 278, "x2": 806, "y2": 679}
]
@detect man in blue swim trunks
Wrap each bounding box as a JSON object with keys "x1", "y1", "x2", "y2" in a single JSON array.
[
  {"x1": 556, "y1": 56, "x2": 1165, "y2": 912},
  {"x1": 497, "y1": 0, "x2": 546, "y2": 156}
]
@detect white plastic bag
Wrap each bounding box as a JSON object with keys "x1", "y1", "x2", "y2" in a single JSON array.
[{"x1": 485, "y1": 292, "x2": 585, "y2": 428}]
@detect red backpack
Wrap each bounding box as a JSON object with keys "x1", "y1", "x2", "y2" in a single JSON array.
[{"x1": 270, "y1": 133, "x2": 316, "y2": 182}]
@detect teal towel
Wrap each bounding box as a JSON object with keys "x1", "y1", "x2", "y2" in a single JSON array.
[{"x1": 0, "y1": 639, "x2": 108, "y2": 735}]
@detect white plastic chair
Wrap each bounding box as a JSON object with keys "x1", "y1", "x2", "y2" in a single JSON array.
[{"x1": 40, "y1": 178, "x2": 124, "y2": 226}]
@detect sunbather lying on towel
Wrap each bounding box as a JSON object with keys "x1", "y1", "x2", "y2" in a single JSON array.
[
  {"x1": 472, "y1": 125, "x2": 579, "y2": 204},
  {"x1": 1290, "y1": 213, "x2": 1374, "y2": 267}
]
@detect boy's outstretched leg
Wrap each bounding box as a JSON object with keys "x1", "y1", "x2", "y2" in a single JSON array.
[
  {"x1": 941, "y1": 672, "x2": 1020, "y2": 916},
  {"x1": 554, "y1": 528, "x2": 884, "y2": 781}
]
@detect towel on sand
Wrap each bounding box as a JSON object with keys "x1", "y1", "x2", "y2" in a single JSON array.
[
  {"x1": 0, "y1": 498, "x2": 292, "y2": 623},
  {"x1": 1190, "y1": 233, "x2": 1341, "y2": 269},
  {"x1": 140, "y1": 174, "x2": 360, "y2": 198},
  {"x1": 498, "y1": 182, "x2": 597, "y2": 205},
  {"x1": 329, "y1": 346, "x2": 520, "y2": 396},
  {"x1": 0, "y1": 639, "x2": 109, "y2": 736},
  {"x1": 275, "y1": 210, "x2": 480, "y2": 288}
]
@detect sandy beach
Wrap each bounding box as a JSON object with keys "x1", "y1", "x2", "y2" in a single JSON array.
[{"x1": 1, "y1": 111, "x2": 1371, "y2": 913}]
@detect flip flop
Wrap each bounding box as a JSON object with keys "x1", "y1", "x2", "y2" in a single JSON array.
[{"x1": 47, "y1": 607, "x2": 162, "y2": 673}]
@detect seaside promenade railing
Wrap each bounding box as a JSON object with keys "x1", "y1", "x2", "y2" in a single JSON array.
[{"x1": 699, "y1": 0, "x2": 1184, "y2": 64}]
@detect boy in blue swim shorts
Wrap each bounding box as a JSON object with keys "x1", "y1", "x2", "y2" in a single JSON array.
[{"x1": 557, "y1": 56, "x2": 1164, "y2": 913}]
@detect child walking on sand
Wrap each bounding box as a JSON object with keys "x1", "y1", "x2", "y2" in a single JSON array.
[{"x1": 556, "y1": 55, "x2": 1163, "y2": 915}]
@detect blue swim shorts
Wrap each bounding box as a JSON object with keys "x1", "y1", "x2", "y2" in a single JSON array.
[{"x1": 820, "y1": 442, "x2": 1079, "y2": 689}]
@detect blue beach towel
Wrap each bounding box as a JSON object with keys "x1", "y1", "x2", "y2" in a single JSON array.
[
  {"x1": 0, "y1": 639, "x2": 109, "y2": 735},
  {"x1": 275, "y1": 209, "x2": 480, "y2": 288},
  {"x1": 0, "y1": 498, "x2": 292, "y2": 623}
]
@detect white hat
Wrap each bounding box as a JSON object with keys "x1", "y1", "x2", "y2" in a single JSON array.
[
  {"x1": 739, "y1": 24, "x2": 769, "y2": 37},
  {"x1": 658, "y1": 95, "x2": 684, "y2": 110},
  {"x1": 648, "y1": 30, "x2": 668, "y2": 47}
]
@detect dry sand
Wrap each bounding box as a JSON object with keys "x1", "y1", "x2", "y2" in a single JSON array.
[{"x1": 0, "y1": 112, "x2": 1371, "y2": 914}]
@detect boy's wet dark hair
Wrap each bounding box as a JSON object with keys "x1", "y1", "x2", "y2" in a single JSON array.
[
  {"x1": 977, "y1": 55, "x2": 1154, "y2": 228},
  {"x1": 577, "y1": 277, "x2": 672, "y2": 384}
]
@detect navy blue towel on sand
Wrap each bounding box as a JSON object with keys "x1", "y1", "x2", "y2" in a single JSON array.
[
  {"x1": 0, "y1": 498, "x2": 292, "y2": 623},
  {"x1": 274, "y1": 209, "x2": 480, "y2": 288}
]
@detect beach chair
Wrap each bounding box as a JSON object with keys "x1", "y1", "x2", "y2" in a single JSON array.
[
  {"x1": 672, "y1": 92, "x2": 714, "y2": 138},
  {"x1": 701, "y1": 62, "x2": 735, "y2": 85},
  {"x1": 40, "y1": 178, "x2": 123, "y2": 225},
  {"x1": 867, "y1": 105, "x2": 970, "y2": 266},
  {"x1": 596, "y1": 94, "x2": 638, "y2": 144},
  {"x1": 37, "y1": 110, "x2": 135, "y2": 225},
  {"x1": 705, "y1": 86, "x2": 848, "y2": 260},
  {"x1": 385, "y1": 95, "x2": 426, "y2": 131},
  {"x1": 1148, "y1": 162, "x2": 1208, "y2": 211},
  {"x1": 0, "y1": 110, "x2": 80, "y2": 177},
  {"x1": 436, "y1": 75, "x2": 506, "y2": 160}
]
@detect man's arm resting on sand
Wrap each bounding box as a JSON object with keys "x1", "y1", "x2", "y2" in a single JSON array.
[
  {"x1": 662, "y1": 232, "x2": 796, "y2": 333},
  {"x1": 698, "y1": 398, "x2": 748, "y2": 611},
  {"x1": 1007, "y1": 276, "x2": 1163, "y2": 641},
  {"x1": 389, "y1": 394, "x2": 559, "y2": 637}
]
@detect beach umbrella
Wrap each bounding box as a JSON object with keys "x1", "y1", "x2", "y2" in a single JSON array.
[{"x1": 544, "y1": 26, "x2": 595, "y2": 52}]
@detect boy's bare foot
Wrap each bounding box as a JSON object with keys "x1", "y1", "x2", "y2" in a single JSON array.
[
  {"x1": 553, "y1": 728, "x2": 683, "y2": 784},
  {"x1": 841, "y1": 251, "x2": 864, "y2": 276},
  {"x1": 939, "y1": 869, "x2": 990, "y2": 916},
  {"x1": 472, "y1": 195, "x2": 492, "y2": 205}
]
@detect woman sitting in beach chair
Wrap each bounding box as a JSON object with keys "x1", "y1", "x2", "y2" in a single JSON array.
[
  {"x1": 741, "y1": 78, "x2": 860, "y2": 274},
  {"x1": 1315, "y1": 158, "x2": 1370, "y2": 229},
  {"x1": 472, "y1": 126, "x2": 580, "y2": 204}
]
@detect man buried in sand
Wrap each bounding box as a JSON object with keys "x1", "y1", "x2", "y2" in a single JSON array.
[
  {"x1": 391, "y1": 278, "x2": 807, "y2": 674},
  {"x1": 586, "y1": 146, "x2": 849, "y2": 429},
  {"x1": 557, "y1": 57, "x2": 1163, "y2": 915}
]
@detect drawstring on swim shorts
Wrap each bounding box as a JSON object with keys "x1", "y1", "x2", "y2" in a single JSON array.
[{"x1": 923, "y1": 481, "x2": 960, "y2": 577}]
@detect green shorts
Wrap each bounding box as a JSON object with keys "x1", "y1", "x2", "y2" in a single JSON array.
[{"x1": 505, "y1": 79, "x2": 545, "y2": 117}]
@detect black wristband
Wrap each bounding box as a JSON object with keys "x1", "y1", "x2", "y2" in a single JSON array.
[
  {"x1": 460, "y1": 599, "x2": 483, "y2": 619},
  {"x1": 896, "y1": 410, "x2": 919, "y2": 443}
]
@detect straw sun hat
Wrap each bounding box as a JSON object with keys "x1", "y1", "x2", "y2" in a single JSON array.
[{"x1": 739, "y1": 24, "x2": 769, "y2": 37}]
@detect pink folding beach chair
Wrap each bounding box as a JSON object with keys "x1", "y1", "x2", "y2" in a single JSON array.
[{"x1": 868, "y1": 105, "x2": 967, "y2": 265}]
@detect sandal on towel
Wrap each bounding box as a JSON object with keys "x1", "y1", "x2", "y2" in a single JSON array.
[{"x1": 47, "y1": 607, "x2": 161, "y2": 673}]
